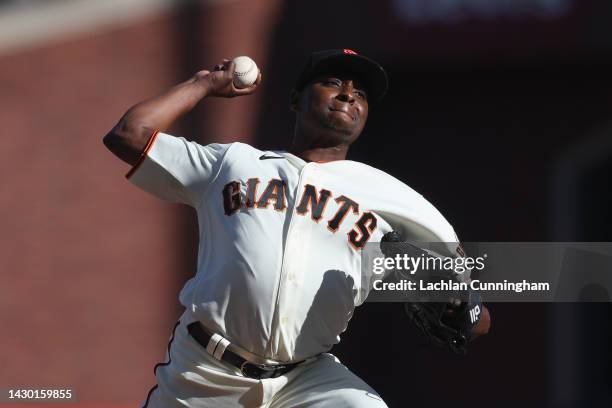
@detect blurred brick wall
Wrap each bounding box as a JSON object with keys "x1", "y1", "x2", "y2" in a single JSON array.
[
  {"x1": 0, "y1": 13, "x2": 185, "y2": 405},
  {"x1": 0, "y1": 0, "x2": 282, "y2": 404}
]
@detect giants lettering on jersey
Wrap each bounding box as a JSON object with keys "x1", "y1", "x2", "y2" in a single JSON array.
[{"x1": 222, "y1": 178, "x2": 377, "y2": 250}]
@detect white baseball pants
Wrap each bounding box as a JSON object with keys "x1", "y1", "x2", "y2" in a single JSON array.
[{"x1": 141, "y1": 315, "x2": 388, "y2": 408}]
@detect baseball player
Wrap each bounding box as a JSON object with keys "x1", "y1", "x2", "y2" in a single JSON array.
[{"x1": 104, "y1": 49, "x2": 490, "y2": 407}]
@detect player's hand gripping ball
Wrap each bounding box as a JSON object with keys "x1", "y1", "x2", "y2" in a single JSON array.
[
  {"x1": 201, "y1": 57, "x2": 261, "y2": 98},
  {"x1": 231, "y1": 56, "x2": 259, "y2": 89}
]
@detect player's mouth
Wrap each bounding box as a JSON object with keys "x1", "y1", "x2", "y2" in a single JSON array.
[{"x1": 328, "y1": 107, "x2": 356, "y2": 121}]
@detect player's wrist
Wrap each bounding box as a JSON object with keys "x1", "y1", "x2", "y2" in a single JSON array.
[{"x1": 191, "y1": 73, "x2": 214, "y2": 98}]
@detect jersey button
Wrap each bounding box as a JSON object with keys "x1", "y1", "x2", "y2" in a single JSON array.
[{"x1": 280, "y1": 316, "x2": 289, "y2": 325}]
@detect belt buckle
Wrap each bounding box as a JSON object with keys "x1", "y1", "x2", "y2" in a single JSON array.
[
  {"x1": 240, "y1": 361, "x2": 277, "y2": 379},
  {"x1": 240, "y1": 361, "x2": 261, "y2": 379}
]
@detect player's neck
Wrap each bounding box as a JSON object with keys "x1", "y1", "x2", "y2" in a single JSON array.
[
  {"x1": 291, "y1": 147, "x2": 348, "y2": 163},
  {"x1": 290, "y1": 132, "x2": 351, "y2": 162}
]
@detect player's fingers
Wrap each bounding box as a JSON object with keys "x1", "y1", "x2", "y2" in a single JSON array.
[
  {"x1": 254, "y1": 71, "x2": 262, "y2": 86},
  {"x1": 214, "y1": 59, "x2": 232, "y2": 71},
  {"x1": 225, "y1": 61, "x2": 236, "y2": 75},
  {"x1": 233, "y1": 87, "x2": 257, "y2": 96}
]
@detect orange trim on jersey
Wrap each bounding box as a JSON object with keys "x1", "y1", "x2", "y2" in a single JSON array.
[{"x1": 125, "y1": 130, "x2": 160, "y2": 179}]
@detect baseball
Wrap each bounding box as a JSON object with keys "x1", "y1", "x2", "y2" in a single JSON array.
[{"x1": 231, "y1": 56, "x2": 259, "y2": 88}]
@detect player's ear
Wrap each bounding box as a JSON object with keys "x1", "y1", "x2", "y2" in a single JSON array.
[{"x1": 289, "y1": 90, "x2": 300, "y2": 112}]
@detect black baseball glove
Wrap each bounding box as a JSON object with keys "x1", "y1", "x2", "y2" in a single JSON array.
[{"x1": 380, "y1": 231, "x2": 483, "y2": 355}]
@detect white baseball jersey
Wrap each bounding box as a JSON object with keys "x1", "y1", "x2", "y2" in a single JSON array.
[{"x1": 128, "y1": 131, "x2": 460, "y2": 363}]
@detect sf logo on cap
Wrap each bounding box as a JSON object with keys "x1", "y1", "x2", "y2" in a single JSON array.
[{"x1": 343, "y1": 49, "x2": 357, "y2": 55}]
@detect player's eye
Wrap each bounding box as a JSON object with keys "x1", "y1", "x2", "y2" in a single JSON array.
[
  {"x1": 354, "y1": 90, "x2": 367, "y2": 100},
  {"x1": 323, "y1": 79, "x2": 341, "y2": 87}
]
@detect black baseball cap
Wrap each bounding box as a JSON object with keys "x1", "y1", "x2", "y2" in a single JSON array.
[{"x1": 294, "y1": 49, "x2": 388, "y2": 105}]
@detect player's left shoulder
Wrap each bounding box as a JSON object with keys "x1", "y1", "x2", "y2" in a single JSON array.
[{"x1": 340, "y1": 160, "x2": 460, "y2": 244}]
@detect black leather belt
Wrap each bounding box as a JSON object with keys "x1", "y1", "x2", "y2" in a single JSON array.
[{"x1": 187, "y1": 322, "x2": 303, "y2": 379}]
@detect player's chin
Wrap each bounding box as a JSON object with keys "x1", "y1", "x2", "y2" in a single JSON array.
[
  {"x1": 320, "y1": 121, "x2": 357, "y2": 140},
  {"x1": 328, "y1": 110, "x2": 360, "y2": 127},
  {"x1": 323, "y1": 115, "x2": 361, "y2": 134}
]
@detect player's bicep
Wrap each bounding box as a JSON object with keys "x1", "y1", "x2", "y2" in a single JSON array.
[{"x1": 126, "y1": 131, "x2": 231, "y2": 207}]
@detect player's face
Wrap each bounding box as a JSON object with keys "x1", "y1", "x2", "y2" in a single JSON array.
[{"x1": 296, "y1": 73, "x2": 369, "y2": 145}]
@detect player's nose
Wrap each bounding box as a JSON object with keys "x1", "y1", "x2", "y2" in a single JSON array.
[{"x1": 336, "y1": 81, "x2": 356, "y2": 104}]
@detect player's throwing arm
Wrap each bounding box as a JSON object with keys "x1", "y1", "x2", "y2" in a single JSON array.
[{"x1": 103, "y1": 57, "x2": 261, "y2": 165}]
